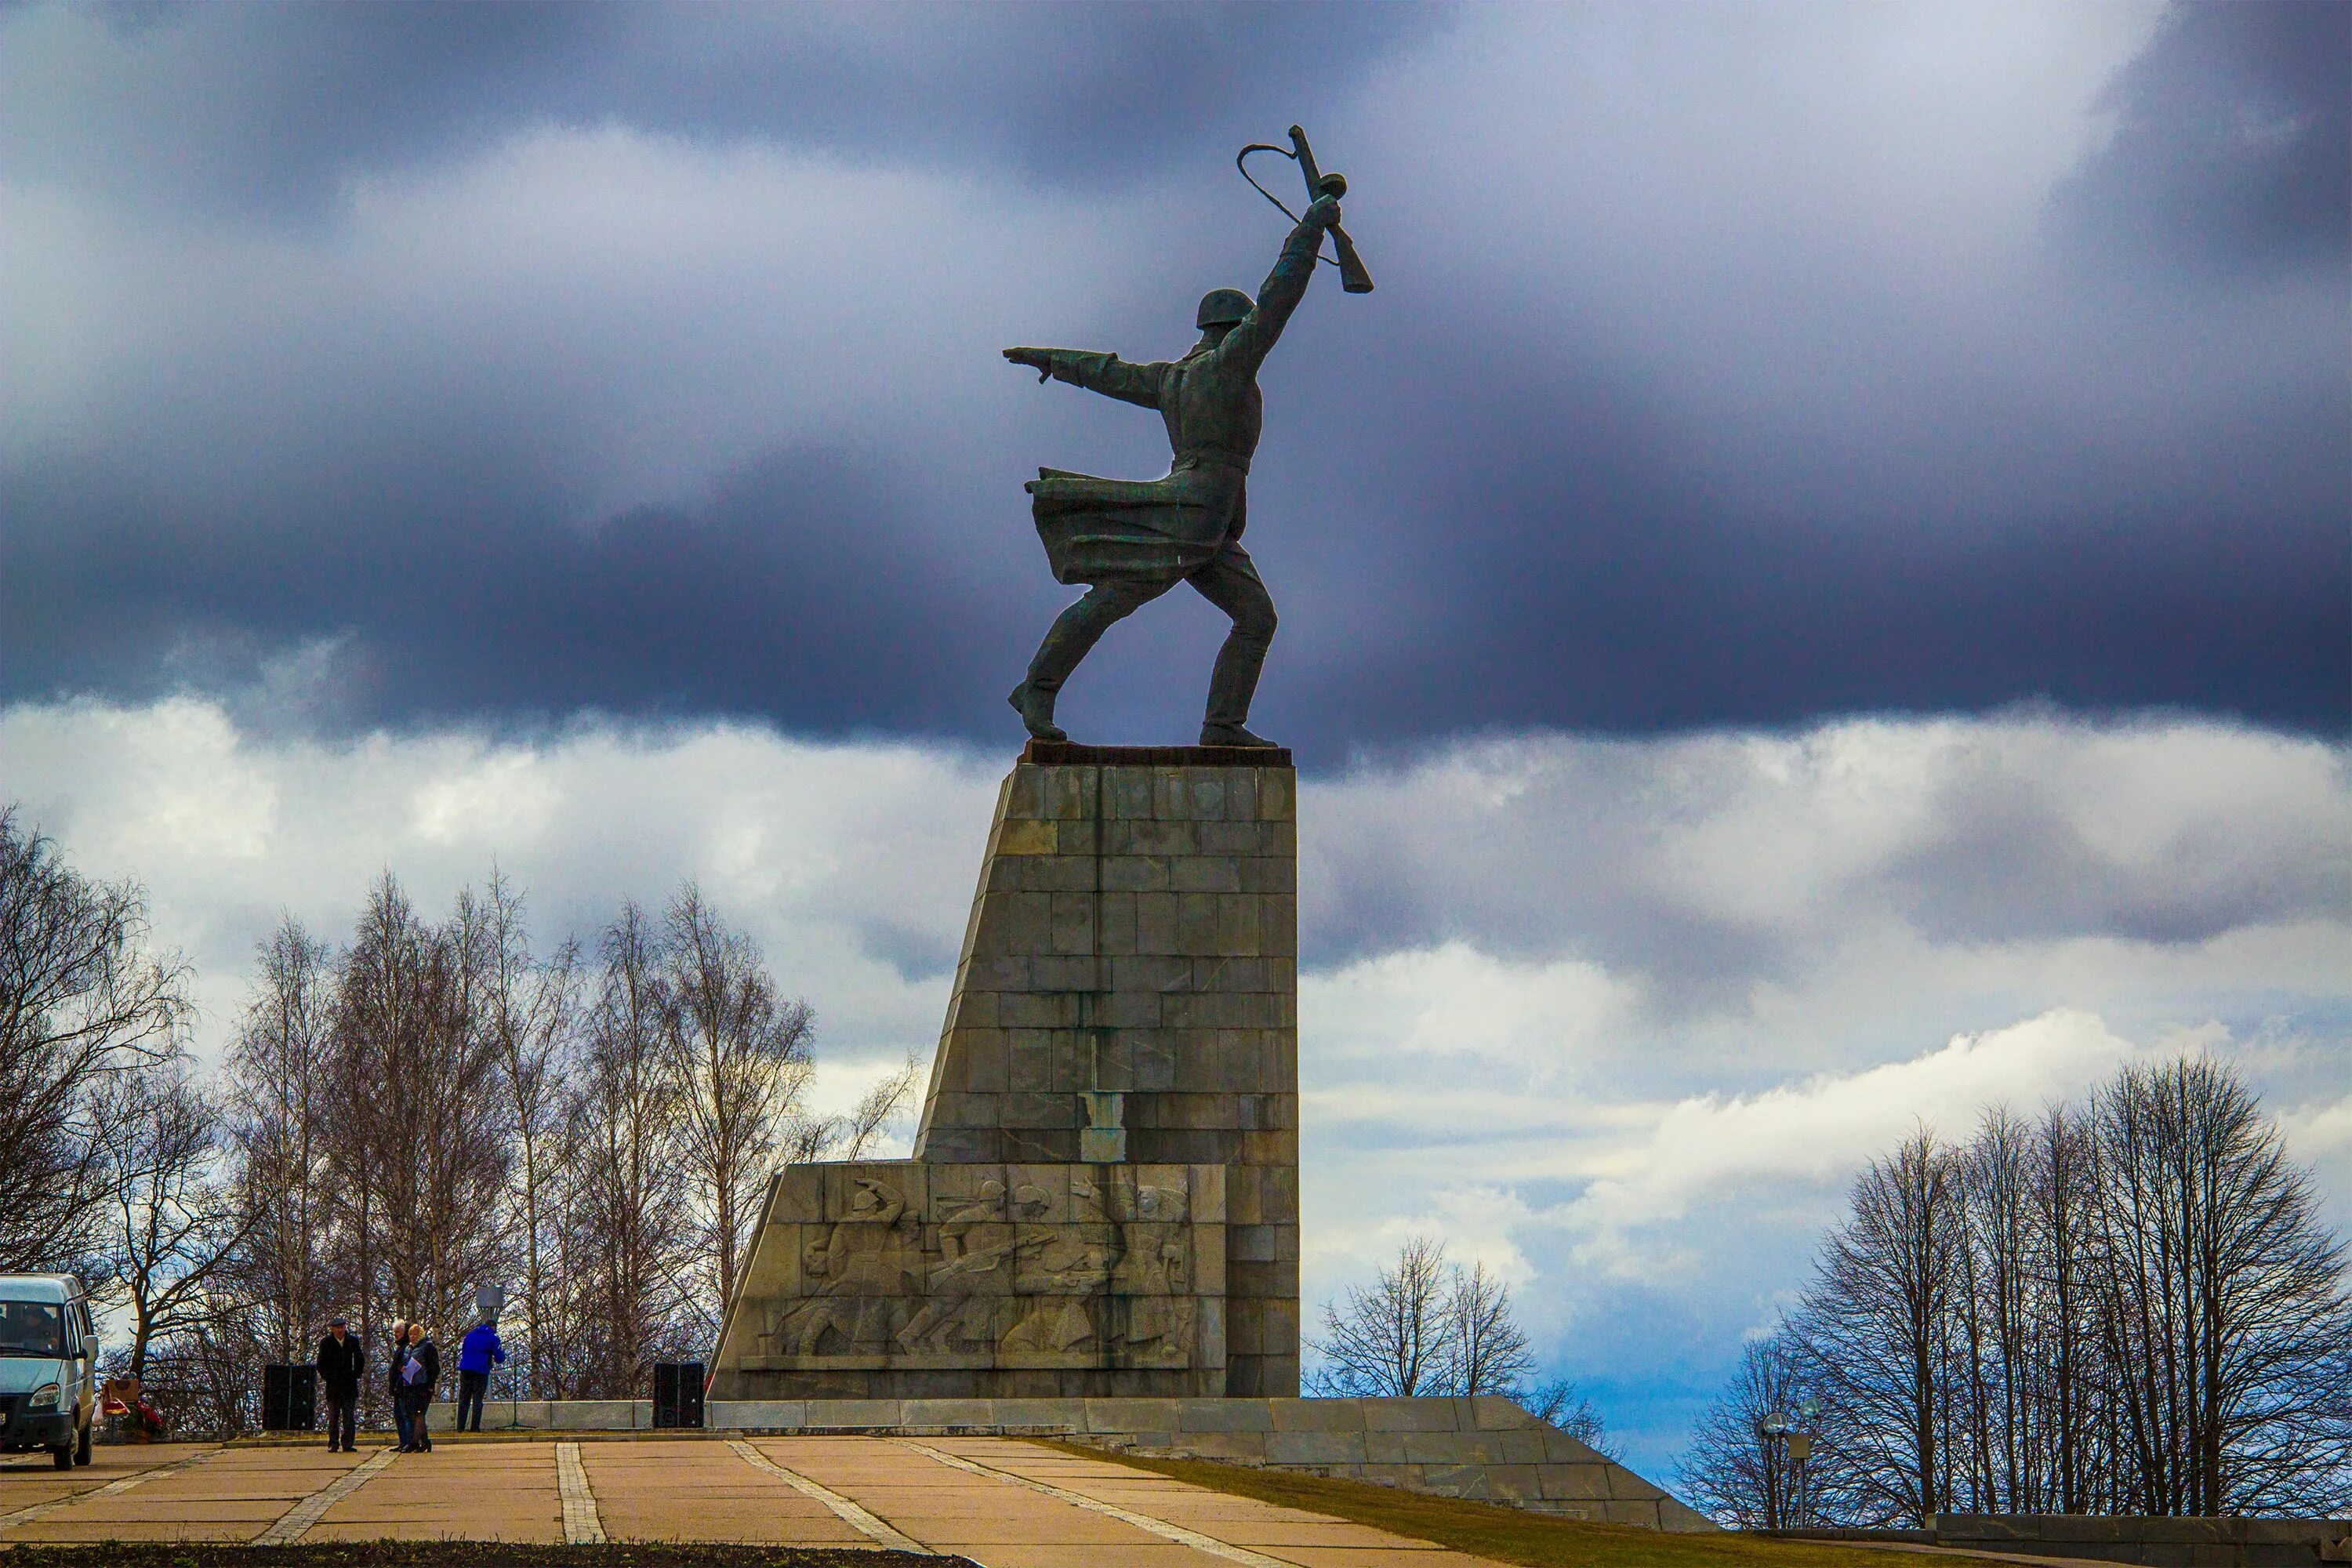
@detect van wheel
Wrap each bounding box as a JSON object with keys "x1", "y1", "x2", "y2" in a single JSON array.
[
  {"x1": 51, "y1": 1443, "x2": 73, "y2": 1469},
  {"x1": 75, "y1": 1418, "x2": 92, "y2": 1465}
]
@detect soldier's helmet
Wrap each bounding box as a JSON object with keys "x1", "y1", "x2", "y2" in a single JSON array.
[{"x1": 1196, "y1": 288, "x2": 1252, "y2": 328}]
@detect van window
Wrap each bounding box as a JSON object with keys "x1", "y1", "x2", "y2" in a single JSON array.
[{"x1": 0, "y1": 1301, "x2": 67, "y2": 1356}]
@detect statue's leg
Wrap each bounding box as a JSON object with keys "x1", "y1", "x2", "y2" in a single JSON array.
[
  {"x1": 1189, "y1": 547, "x2": 1279, "y2": 745},
  {"x1": 1011, "y1": 576, "x2": 1168, "y2": 739}
]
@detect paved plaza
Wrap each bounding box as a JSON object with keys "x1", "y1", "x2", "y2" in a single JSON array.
[{"x1": 0, "y1": 1433, "x2": 1504, "y2": 1566}]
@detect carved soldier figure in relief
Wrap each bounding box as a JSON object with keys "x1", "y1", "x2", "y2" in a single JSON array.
[{"x1": 1004, "y1": 193, "x2": 1345, "y2": 750}]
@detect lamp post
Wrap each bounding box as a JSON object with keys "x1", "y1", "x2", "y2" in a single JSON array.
[{"x1": 1755, "y1": 1399, "x2": 1820, "y2": 1529}]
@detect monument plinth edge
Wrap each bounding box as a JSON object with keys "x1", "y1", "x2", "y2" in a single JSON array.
[{"x1": 1020, "y1": 739, "x2": 1294, "y2": 768}]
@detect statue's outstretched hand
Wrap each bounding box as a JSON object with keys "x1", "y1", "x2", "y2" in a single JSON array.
[
  {"x1": 1304, "y1": 194, "x2": 1343, "y2": 230},
  {"x1": 1004, "y1": 346, "x2": 1052, "y2": 382}
]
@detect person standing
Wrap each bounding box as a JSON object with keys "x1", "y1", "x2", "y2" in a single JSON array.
[
  {"x1": 312, "y1": 1316, "x2": 363, "y2": 1452},
  {"x1": 454, "y1": 1316, "x2": 504, "y2": 1433},
  {"x1": 387, "y1": 1319, "x2": 412, "y2": 1452},
  {"x1": 399, "y1": 1322, "x2": 440, "y2": 1452}
]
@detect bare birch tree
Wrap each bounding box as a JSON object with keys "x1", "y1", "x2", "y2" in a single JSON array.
[
  {"x1": 662, "y1": 885, "x2": 815, "y2": 1329},
  {"x1": 472, "y1": 872, "x2": 577, "y2": 1399},
  {"x1": 570, "y1": 902, "x2": 695, "y2": 1395},
  {"x1": 336, "y1": 876, "x2": 508, "y2": 1349},
  {"x1": 223, "y1": 916, "x2": 336, "y2": 1363}
]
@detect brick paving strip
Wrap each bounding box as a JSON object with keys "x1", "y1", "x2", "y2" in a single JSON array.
[
  {"x1": 556, "y1": 1441, "x2": 605, "y2": 1544},
  {"x1": 0, "y1": 1446, "x2": 220, "y2": 1531},
  {"x1": 891, "y1": 1437, "x2": 1296, "y2": 1568},
  {"x1": 250, "y1": 1446, "x2": 399, "y2": 1545},
  {"x1": 725, "y1": 1439, "x2": 932, "y2": 1555}
]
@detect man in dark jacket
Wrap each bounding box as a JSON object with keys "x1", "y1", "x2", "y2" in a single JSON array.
[
  {"x1": 1002, "y1": 193, "x2": 1342, "y2": 750},
  {"x1": 397, "y1": 1322, "x2": 439, "y2": 1452},
  {"x1": 313, "y1": 1316, "x2": 363, "y2": 1452},
  {"x1": 387, "y1": 1319, "x2": 412, "y2": 1451},
  {"x1": 454, "y1": 1317, "x2": 504, "y2": 1432}
]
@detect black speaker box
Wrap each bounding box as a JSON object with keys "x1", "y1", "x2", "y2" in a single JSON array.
[
  {"x1": 652, "y1": 1362, "x2": 704, "y2": 1428},
  {"x1": 262, "y1": 1363, "x2": 317, "y2": 1430}
]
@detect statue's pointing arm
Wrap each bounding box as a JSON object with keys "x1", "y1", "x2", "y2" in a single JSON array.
[
  {"x1": 1218, "y1": 194, "x2": 1341, "y2": 373},
  {"x1": 1003, "y1": 347, "x2": 1169, "y2": 409}
]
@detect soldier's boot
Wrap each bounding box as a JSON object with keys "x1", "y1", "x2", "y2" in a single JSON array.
[
  {"x1": 1007, "y1": 681, "x2": 1066, "y2": 742},
  {"x1": 1200, "y1": 720, "x2": 1279, "y2": 748}
]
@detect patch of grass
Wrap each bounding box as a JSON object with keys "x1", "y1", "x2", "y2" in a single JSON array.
[
  {"x1": 1029, "y1": 1440, "x2": 1991, "y2": 1568},
  {"x1": 0, "y1": 1547, "x2": 954, "y2": 1566}
]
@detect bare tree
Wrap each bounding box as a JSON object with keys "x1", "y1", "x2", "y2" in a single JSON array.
[
  {"x1": 336, "y1": 875, "x2": 509, "y2": 1349},
  {"x1": 472, "y1": 872, "x2": 577, "y2": 1399},
  {"x1": 836, "y1": 1055, "x2": 922, "y2": 1161},
  {"x1": 569, "y1": 902, "x2": 695, "y2": 1395},
  {"x1": 223, "y1": 916, "x2": 336, "y2": 1363},
  {"x1": 1308, "y1": 1236, "x2": 1453, "y2": 1397},
  {"x1": 1312, "y1": 1235, "x2": 1614, "y2": 1453},
  {"x1": 662, "y1": 886, "x2": 815, "y2": 1329},
  {"x1": 1712, "y1": 1056, "x2": 2351, "y2": 1526},
  {"x1": 2089, "y1": 1057, "x2": 2351, "y2": 1515},
  {"x1": 91, "y1": 1055, "x2": 251, "y2": 1380},
  {"x1": 0, "y1": 810, "x2": 191, "y2": 1269},
  {"x1": 1791, "y1": 1126, "x2": 1962, "y2": 1526},
  {"x1": 1676, "y1": 1333, "x2": 1821, "y2": 1527},
  {"x1": 1525, "y1": 1375, "x2": 1618, "y2": 1459},
  {"x1": 1444, "y1": 1258, "x2": 1537, "y2": 1396}
]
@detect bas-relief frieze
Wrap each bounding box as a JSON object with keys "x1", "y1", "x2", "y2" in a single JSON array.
[{"x1": 740, "y1": 1160, "x2": 1220, "y2": 1373}]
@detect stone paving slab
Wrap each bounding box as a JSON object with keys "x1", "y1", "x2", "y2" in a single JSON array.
[
  {"x1": 316, "y1": 1443, "x2": 563, "y2": 1543},
  {"x1": 0, "y1": 1443, "x2": 216, "y2": 1530},
  {"x1": 757, "y1": 1436, "x2": 1238, "y2": 1563},
  {"x1": 588, "y1": 1439, "x2": 869, "y2": 1546},
  {"x1": 932, "y1": 1436, "x2": 1486, "y2": 1563},
  {"x1": 0, "y1": 1434, "x2": 1514, "y2": 1565}
]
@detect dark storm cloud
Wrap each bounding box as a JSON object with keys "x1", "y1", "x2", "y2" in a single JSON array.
[
  {"x1": 2, "y1": 1, "x2": 1439, "y2": 219},
  {"x1": 2, "y1": 1, "x2": 2344, "y2": 757},
  {"x1": 0, "y1": 441, "x2": 1038, "y2": 735},
  {"x1": 2053, "y1": 0, "x2": 2349, "y2": 272}
]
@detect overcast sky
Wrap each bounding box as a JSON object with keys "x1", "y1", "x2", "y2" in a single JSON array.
[{"x1": 2, "y1": 1, "x2": 2345, "y2": 1475}]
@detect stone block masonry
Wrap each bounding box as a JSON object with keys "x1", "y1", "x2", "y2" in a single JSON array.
[{"x1": 710, "y1": 741, "x2": 1299, "y2": 1400}]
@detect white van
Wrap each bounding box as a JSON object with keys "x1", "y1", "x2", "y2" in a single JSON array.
[{"x1": 0, "y1": 1275, "x2": 98, "y2": 1468}]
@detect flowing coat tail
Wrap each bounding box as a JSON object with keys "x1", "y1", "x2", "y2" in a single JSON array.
[{"x1": 1026, "y1": 464, "x2": 1241, "y2": 586}]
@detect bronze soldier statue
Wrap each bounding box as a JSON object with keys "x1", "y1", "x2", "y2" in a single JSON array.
[{"x1": 1004, "y1": 192, "x2": 1344, "y2": 749}]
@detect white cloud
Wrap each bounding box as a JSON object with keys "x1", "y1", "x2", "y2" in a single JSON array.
[{"x1": 1550, "y1": 1009, "x2": 2140, "y2": 1279}]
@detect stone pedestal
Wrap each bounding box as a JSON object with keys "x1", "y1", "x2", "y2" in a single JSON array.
[{"x1": 711, "y1": 742, "x2": 1299, "y2": 1400}]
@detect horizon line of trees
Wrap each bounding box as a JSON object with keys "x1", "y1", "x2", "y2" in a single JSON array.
[
  {"x1": 1676, "y1": 1058, "x2": 2352, "y2": 1525},
  {"x1": 0, "y1": 808, "x2": 916, "y2": 1436}
]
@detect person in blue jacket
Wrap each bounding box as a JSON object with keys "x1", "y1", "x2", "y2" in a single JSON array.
[{"x1": 454, "y1": 1315, "x2": 505, "y2": 1432}]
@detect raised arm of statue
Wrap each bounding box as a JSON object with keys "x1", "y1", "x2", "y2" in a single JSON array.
[
  {"x1": 1217, "y1": 194, "x2": 1340, "y2": 374},
  {"x1": 1003, "y1": 347, "x2": 1169, "y2": 409}
]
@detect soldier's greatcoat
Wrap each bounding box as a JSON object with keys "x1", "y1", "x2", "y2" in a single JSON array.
[{"x1": 1026, "y1": 214, "x2": 1325, "y2": 585}]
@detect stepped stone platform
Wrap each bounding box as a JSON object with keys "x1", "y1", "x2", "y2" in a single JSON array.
[
  {"x1": 379, "y1": 1395, "x2": 1713, "y2": 1531},
  {"x1": 713, "y1": 743, "x2": 1299, "y2": 1400}
]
